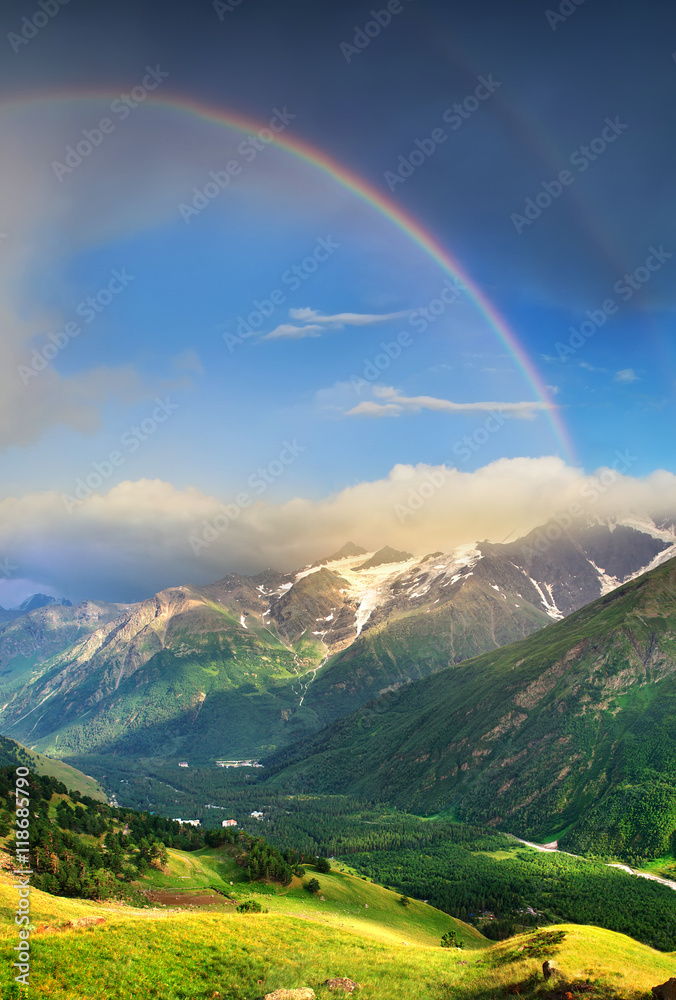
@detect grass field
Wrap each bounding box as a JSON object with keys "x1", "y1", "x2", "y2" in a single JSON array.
[
  {"x1": 1, "y1": 851, "x2": 675, "y2": 1000},
  {"x1": 25, "y1": 749, "x2": 107, "y2": 802},
  {"x1": 137, "y1": 848, "x2": 482, "y2": 949}
]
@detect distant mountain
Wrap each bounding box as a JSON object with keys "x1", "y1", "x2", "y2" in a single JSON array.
[
  {"x1": 0, "y1": 593, "x2": 74, "y2": 625},
  {"x1": 311, "y1": 541, "x2": 367, "y2": 566},
  {"x1": 14, "y1": 593, "x2": 73, "y2": 612},
  {"x1": 0, "y1": 513, "x2": 674, "y2": 766},
  {"x1": 266, "y1": 554, "x2": 676, "y2": 861},
  {"x1": 357, "y1": 545, "x2": 414, "y2": 570}
]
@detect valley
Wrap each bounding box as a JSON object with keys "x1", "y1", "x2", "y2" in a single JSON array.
[
  {"x1": 2, "y1": 516, "x2": 676, "y2": 999},
  {"x1": 1, "y1": 766, "x2": 675, "y2": 1000}
]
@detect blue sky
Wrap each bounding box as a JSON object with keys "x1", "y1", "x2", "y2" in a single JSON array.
[{"x1": 0, "y1": 0, "x2": 674, "y2": 602}]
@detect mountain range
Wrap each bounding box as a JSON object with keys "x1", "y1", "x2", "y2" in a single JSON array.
[
  {"x1": 0, "y1": 512, "x2": 673, "y2": 766},
  {"x1": 267, "y1": 551, "x2": 676, "y2": 859}
]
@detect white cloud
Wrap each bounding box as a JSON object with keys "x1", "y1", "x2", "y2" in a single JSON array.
[
  {"x1": 1, "y1": 458, "x2": 674, "y2": 603},
  {"x1": 261, "y1": 306, "x2": 412, "y2": 340},
  {"x1": 615, "y1": 368, "x2": 639, "y2": 383},
  {"x1": 263, "y1": 323, "x2": 324, "y2": 340},
  {"x1": 288, "y1": 307, "x2": 412, "y2": 326},
  {"x1": 344, "y1": 386, "x2": 553, "y2": 420}
]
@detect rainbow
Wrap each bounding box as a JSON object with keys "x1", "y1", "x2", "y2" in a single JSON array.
[{"x1": 4, "y1": 90, "x2": 575, "y2": 460}]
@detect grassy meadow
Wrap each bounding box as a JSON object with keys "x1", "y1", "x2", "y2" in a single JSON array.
[{"x1": 1, "y1": 846, "x2": 675, "y2": 1000}]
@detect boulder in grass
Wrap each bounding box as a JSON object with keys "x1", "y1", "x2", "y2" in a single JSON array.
[
  {"x1": 652, "y1": 979, "x2": 676, "y2": 1000},
  {"x1": 323, "y1": 979, "x2": 361, "y2": 993},
  {"x1": 264, "y1": 990, "x2": 316, "y2": 1000},
  {"x1": 542, "y1": 960, "x2": 557, "y2": 980}
]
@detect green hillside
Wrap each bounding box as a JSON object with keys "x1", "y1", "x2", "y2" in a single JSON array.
[
  {"x1": 1, "y1": 864, "x2": 674, "y2": 1000},
  {"x1": 0, "y1": 547, "x2": 560, "y2": 763},
  {"x1": 4, "y1": 524, "x2": 665, "y2": 767},
  {"x1": 3, "y1": 600, "x2": 326, "y2": 760},
  {"x1": 2, "y1": 769, "x2": 675, "y2": 998},
  {"x1": 136, "y1": 848, "x2": 483, "y2": 950},
  {"x1": 304, "y1": 582, "x2": 550, "y2": 724},
  {"x1": 0, "y1": 734, "x2": 106, "y2": 801},
  {"x1": 267, "y1": 557, "x2": 676, "y2": 861}
]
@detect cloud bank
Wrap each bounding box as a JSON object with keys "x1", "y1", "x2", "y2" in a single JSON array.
[{"x1": 0, "y1": 457, "x2": 674, "y2": 605}]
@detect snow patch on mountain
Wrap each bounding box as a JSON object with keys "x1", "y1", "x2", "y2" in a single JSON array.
[
  {"x1": 525, "y1": 573, "x2": 564, "y2": 620},
  {"x1": 617, "y1": 515, "x2": 676, "y2": 544},
  {"x1": 588, "y1": 560, "x2": 621, "y2": 596}
]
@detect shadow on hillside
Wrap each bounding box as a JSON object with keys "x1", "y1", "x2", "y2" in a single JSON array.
[{"x1": 431, "y1": 972, "x2": 645, "y2": 1000}]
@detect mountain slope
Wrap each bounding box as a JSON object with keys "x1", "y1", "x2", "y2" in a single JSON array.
[
  {"x1": 0, "y1": 583, "x2": 326, "y2": 759},
  {"x1": 302, "y1": 514, "x2": 676, "y2": 722},
  {"x1": 0, "y1": 860, "x2": 675, "y2": 1000},
  {"x1": 1, "y1": 514, "x2": 673, "y2": 764},
  {"x1": 0, "y1": 598, "x2": 127, "y2": 691},
  {"x1": 266, "y1": 555, "x2": 676, "y2": 860},
  {"x1": 0, "y1": 733, "x2": 106, "y2": 800}
]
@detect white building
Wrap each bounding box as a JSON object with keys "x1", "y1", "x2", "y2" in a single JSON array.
[
  {"x1": 222, "y1": 819, "x2": 237, "y2": 828},
  {"x1": 250, "y1": 811, "x2": 264, "y2": 820}
]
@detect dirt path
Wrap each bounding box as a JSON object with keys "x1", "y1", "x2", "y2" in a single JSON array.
[{"x1": 509, "y1": 835, "x2": 676, "y2": 892}]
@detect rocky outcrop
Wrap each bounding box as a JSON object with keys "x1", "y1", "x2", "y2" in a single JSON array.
[
  {"x1": 264, "y1": 989, "x2": 315, "y2": 1000},
  {"x1": 652, "y1": 978, "x2": 676, "y2": 1000}
]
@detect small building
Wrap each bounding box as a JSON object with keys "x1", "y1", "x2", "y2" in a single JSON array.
[
  {"x1": 178, "y1": 761, "x2": 188, "y2": 767},
  {"x1": 222, "y1": 819, "x2": 237, "y2": 828},
  {"x1": 174, "y1": 818, "x2": 201, "y2": 827},
  {"x1": 250, "y1": 811, "x2": 264, "y2": 820}
]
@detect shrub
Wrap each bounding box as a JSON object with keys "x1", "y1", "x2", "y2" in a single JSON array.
[{"x1": 236, "y1": 899, "x2": 263, "y2": 913}]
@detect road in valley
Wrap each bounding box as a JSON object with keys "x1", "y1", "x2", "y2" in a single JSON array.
[{"x1": 509, "y1": 836, "x2": 676, "y2": 892}]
